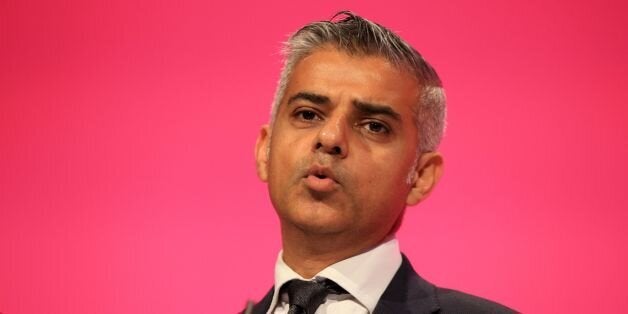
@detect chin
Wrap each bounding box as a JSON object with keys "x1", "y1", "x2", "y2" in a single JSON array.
[
  {"x1": 293, "y1": 220, "x2": 348, "y2": 235},
  {"x1": 285, "y1": 206, "x2": 350, "y2": 234}
]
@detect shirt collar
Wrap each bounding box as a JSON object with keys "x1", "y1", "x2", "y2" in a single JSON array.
[{"x1": 267, "y1": 237, "x2": 402, "y2": 314}]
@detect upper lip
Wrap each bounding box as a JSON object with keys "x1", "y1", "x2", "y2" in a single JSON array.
[{"x1": 305, "y1": 165, "x2": 338, "y2": 183}]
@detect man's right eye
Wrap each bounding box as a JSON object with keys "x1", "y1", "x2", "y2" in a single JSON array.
[{"x1": 296, "y1": 110, "x2": 319, "y2": 121}]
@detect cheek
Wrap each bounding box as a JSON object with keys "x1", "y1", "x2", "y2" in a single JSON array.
[
  {"x1": 360, "y1": 156, "x2": 413, "y2": 199},
  {"x1": 269, "y1": 133, "x2": 293, "y2": 165},
  {"x1": 268, "y1": 134, "x2": 309, "y2": 184}
]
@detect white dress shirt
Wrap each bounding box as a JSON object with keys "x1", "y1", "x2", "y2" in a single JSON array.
[{"x1": 267, "y1": 237, "x2": 402, "y2": 314}]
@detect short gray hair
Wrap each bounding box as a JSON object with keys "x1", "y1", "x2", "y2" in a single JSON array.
[{"x1": 270, "y1": 11, "x2": 446, "y2": 152}]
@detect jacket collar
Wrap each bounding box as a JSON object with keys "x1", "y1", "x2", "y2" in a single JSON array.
[{"x1": 372, "y1": 255, "x2": 440, "y2": 314}]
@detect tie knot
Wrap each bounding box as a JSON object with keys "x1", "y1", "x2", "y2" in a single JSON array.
[{"x1": 282, "y1": 279, "x2": 346, "y2": 314}]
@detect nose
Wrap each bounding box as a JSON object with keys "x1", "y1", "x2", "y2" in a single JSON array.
[{"x1": 314, "y1": 115, "x2": 348, "y2": 158}]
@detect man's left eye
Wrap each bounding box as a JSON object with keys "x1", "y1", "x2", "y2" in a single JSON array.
[{"x1": 364, "y1": 121, "x2": 389, "y2": 134}]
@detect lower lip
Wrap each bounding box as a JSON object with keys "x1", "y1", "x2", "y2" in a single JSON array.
[{"x1": 304, "y1": 175, "x2": 337, "y2": 192}]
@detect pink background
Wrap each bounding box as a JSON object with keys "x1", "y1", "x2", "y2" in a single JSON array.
[{"x1": 2, "y1": 0, "x2": 627, "y2": 313}]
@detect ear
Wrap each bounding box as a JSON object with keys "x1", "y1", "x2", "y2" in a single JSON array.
[
  {"x1": 255, "y1": 124, "x2": 271, "y2": 182},
  {"x1": 406, "y1": 152, "x2": 444, "y2": 206}
]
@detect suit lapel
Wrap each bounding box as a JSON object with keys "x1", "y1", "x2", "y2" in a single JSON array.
[
  {"x1": 250, "y1": 287, "x2": 274, "y2": 314},
  {"x1": 373, "y1": 255, "x2": 440, "y2": 314}
]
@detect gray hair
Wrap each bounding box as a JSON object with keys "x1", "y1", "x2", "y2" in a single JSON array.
[{"x1": 270, "y1": 11, "x2": 446, "y2": 152}]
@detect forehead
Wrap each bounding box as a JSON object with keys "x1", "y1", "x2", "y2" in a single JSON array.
[{"x1": 282, "y1": 47, "x2": 421, "y2": 120}]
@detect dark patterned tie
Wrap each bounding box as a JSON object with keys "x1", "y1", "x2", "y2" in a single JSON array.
[{"x1": 282, "y1": 279, "x2": 347, "y2": 314}]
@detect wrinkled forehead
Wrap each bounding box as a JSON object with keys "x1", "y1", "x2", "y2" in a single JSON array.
[
  {"x1": 284, "y1": 46, "x2": 422, "y2": 115},
  {"x1": 281, "y1": 48, "x2": 422, "y2": 127}
]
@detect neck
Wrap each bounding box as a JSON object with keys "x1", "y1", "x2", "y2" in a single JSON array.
[{"x1": 280, "y1": 224, "x2": 390, "y2": 278}]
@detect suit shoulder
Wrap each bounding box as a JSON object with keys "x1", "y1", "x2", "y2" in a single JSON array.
[{"x1": 435, "y1": 287, "x2": 518, "y2": 314}]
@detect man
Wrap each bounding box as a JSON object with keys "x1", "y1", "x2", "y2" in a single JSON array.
[{"x1": 248, "y1": 11, "x2": 516, "y2": 314}]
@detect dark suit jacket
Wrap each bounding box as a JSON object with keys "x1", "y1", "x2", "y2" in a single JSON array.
[{"x1": 248, "y1": 255, "x2": 517, "y2": 314}]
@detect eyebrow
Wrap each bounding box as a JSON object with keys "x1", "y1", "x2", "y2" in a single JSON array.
[
  {"x1": 286, "y1": 91, "x2": 402, "y2": 121},
  {"x1": 353, "y1": 100, "x2": 401, "y2": 121},
  {"x1": 287, "y1": 92, "x2": 330, "y2": 106}
]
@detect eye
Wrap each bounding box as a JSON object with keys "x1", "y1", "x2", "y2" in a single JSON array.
[
  {"x1": 363, "y1": 121, "x2": 390, "y2": 134},
  {"x1": 295, "y1": 109, "x2": 320, "y2": 121}
]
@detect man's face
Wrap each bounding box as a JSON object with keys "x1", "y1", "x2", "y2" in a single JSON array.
[{"x1": 256, "y1": 47, "x2": 436, "y2": 242}]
